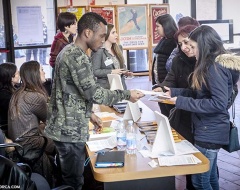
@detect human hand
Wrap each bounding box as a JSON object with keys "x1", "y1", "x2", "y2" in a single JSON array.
[
  {"x1": 163, "y1": 86, "x2": 171, "y2": 97},
  {"x1": 123, "y1": 70, "x2": 133, "y2": 76},
  {"x1": 111, "y1": 69, "x2": 125, "y2": 75},
  {"x1": 168, "y1": 97, "x2": 177, "y2": 104},
  {"x1": 90, "y1": 113, "x2": 103, "y2": 133},
  {"x1": 129, "y1": 90, "x2": 145, "y2": 103},
  {"x1": 153, "y1": 87, "x2": 163, "y2": 92}
]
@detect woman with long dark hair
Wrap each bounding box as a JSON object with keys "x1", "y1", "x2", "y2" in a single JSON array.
[
  {"x1": 8, "y1": 61, "x2": 57, "y2": 186},
  {"x1": 8, "y1": 61, "x2": 48, "y2": 140},
  {"x1": 92, "y1": 23, "x2": 132, "y2": 89},
  {"x1": 154, "y1": 25, "x2": 199, "y2": 190},
  {"x1": 151, "y1": 14, "x2": 177, "y2": 116},
  {"x1": 166, "y1": 25, "x2": 240, "y2": 189},
  {"x1": 0, "y1": 63, "x2": 19, "y2": 134}
]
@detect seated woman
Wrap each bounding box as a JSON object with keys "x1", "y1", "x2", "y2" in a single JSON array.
[
  {"x1": 8, "y1": 61, "x2": 57, "y2": 186},
  {"x1": 92, "y1": 24, "x2": 132, "y2": 90},
  {"x1": 0, "y1": 62, "x2": 20, "y2": 135}
]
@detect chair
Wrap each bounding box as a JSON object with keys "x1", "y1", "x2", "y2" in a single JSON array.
[
  {"x1": 0, "y1": 155, "x2": 74, "y2": 190},
  {"x1": 0, "y1": 141, "x2": 74, "y2": 190}
]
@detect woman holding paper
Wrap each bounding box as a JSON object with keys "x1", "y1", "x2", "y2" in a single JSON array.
[
  {"x1": 92, "y1": 24, "x2": 133, "y2": 90},
  {"x1": 154, "y1": 24, "x2": 199, "y2": 190},
  {"x1": 165, "y1": 25, "x2": 240, "y2": 190}
]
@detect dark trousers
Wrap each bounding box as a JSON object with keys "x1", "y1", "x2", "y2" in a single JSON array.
[
  {"x1": 158, "y1": 102, "x2": 174, "y2": 117},
  {"x1": 54, "y1": 141, "x2": 85, "y2": 190},
  {"x1": 39, "y1": 48, "x2": 47, "y2": 65},
  {"x1": 26, "y1": 49, "x2": 38, "y2": 61}
]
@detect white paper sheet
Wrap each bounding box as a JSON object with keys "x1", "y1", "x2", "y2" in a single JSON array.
[
  {"x1": 86, "y1": 135, "x2": 117, "y2": 152},
  {"x1": 158, "y1": 154, "x2": 202, "y2": 166}
]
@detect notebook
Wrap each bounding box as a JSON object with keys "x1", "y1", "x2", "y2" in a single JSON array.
[{"x1": 95, "y1": 151, "x2": 125, "y2": 168}]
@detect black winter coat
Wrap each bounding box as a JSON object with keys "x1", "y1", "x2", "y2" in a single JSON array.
[
  {"x1": 152, "y1": 37, "x2": 176, "y2": 85},
  {"x1": 161, "y1": 50, "x2": 196, "y2": 143}
]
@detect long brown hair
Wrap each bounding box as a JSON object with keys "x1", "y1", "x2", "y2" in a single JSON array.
[
  {"x1": 189, "y1": 25, "x2": 227, "y2": 90},
  {"x1": 105, "y1": 24, "x2": 125, "y2": 67},
  {"x1": 9, "y1": 61, "x2": 47, "y2": 116}
]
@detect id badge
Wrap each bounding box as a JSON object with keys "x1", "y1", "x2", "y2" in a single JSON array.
[{"x1": 104, "y1": 57, "x2": 113, "y2": 66}]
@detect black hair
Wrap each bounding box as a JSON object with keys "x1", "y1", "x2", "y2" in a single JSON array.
[
  {"x1": 178, "y1": 16, "x2": 200, "y2": 28},
  {"x1": 77, "y1": 12, "x2": 107, "y2": 35},
  {"x1": 155, "y1": 14, "x2": 178, "y2": 39},
  {"x1": 0, "y1": 62, "x2": 17, "y2": 92},
  {"x1": 189, "y1": 25, "x2": 227, "y2": 90},
  {"x1": 57, "y1": 12, "x2": 77, "y2": 32}
]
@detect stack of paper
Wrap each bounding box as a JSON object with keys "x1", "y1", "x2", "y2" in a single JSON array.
[
  {"x1": 94, "y1": 112, "x2": 121, "y2": 121},
  {"x1": 158, "y1": 154, "x2": 202, "y2": 166},
  {"x1": 86, "y1": 135, "x2": 117, "y2": 152}
]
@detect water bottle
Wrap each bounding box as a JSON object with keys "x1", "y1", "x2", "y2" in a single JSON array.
[
  {"x1": 117, "y1": 119, "x2": 127, "y2": 151},
  {"x1": 126, "y1": 120, "x2": 137, "y2": 154}
]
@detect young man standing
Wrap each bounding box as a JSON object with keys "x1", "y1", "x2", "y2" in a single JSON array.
[{"x1": 45, "y1": 12, "x2": 144, "y2": 190}]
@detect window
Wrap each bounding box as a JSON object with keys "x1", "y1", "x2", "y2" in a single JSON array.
[
  {"x1": 196, "y1": 0, "x2": 217, "y2": 20},
  {"x1": 11, "y1": 0, "x2": 55, "y2": 68}
]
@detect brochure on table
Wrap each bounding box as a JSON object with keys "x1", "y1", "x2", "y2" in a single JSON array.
[
  {"x1": 107, "y1": 74, "x2": 124, "y2": 90},
  {"x1": 139, "y1": 111, "x2": 200, "y2": 162}
]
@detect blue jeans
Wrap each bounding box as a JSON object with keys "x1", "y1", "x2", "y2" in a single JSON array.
[
  {"x1": 26, "y1": 49, "x2": 38, "y2": 61},
  {"x1": 54, "y1": 141, "x2": 86, "y2": 190},
  {"x1": 192, "y1": 144, "x2": 219, "y2": 190}
]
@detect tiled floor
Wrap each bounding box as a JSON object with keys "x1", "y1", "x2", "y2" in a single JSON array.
[{"x1": 125, "y1": 76, "x2": 240, "y2": 190}]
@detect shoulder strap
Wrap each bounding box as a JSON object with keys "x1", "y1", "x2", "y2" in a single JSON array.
[{"x1": 232, "y1": 101, "x2": 235, "y2": 124}]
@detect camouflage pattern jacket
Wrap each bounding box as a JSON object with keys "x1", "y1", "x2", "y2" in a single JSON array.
[{"x1": 45, "y1": 44, "x2": 131, "y2": 143}]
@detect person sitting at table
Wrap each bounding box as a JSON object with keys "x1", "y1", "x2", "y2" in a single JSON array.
[
  {"x1": 8, "y1": 61, "x2": 58, "y2": 186},
  {"x1": 92, "y1": 23, "x2": 132, "y2": 90},
  {"x1": 0, "y1": 62, "x2": 20, "y2": 135}
]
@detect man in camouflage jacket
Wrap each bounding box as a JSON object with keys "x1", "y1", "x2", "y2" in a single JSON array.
[{"x1": 45, "y1": 12, "x2": 143, "y2": 190}]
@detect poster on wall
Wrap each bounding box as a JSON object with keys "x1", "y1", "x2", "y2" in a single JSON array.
[
  {"x1": 89, "y1": 0, "x2": 95, "y2": 5},
  {"x1": 117, "y1": 5, "x2": 148, "y2": 49},
  {"x1": 58, "y1": 7, "x2": 86, "y2": 21},
  {"x1": 150, "y1": 4, "x2": 169, "y2": 46},
  {"x1": 90, "y1": 6, "x2": 115, "y2": 25},
  {"x1": 17, "y1": 6, "x2": 43, "y2": 44}
]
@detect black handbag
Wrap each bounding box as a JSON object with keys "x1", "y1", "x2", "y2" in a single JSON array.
[{"x1": 222, "y1": 102, "x2": 240, "y2": 153}]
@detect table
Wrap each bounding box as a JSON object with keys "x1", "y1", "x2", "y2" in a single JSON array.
[{"x1": 86, "y1": 101, "x2": 209, "y2": 190}]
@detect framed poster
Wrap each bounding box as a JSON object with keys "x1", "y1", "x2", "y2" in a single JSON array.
[
  {"x1": 117, "y1": 5, "x2": 148, "y2": 49},
  {"x1": 58, "y1": 6, "x2": 86, "y2": 21},
  {"x1": 90, "y1": 6, "x2": 115, "y2": 25},
  {"x1": 150, "y1": 4, "x2": 169, "y2": 46}
]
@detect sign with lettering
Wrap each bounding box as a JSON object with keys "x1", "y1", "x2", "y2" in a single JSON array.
[
  {"x1": 58, "y1": 6, "x2": 86, "y2": 21},
  {"x1": 90, "y1": 6, "x2": 115, "y2": 25},
  {"x1": 117, "y1": 5, "x2": 148, "y2": 49},
  {"x1": 150, "y1": 4, "x2": 169, "y2": 46}
]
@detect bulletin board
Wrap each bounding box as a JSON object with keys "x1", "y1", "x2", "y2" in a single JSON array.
[
  {"x1": 90, "y1": 6, "x2": 115, "y2": 25},
  {"x1": 116, "y1": 4, "x2": 148, "y2": 49},
  {"x1": 58, "y1": 6, "x2": 86, "y2": 20}
]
